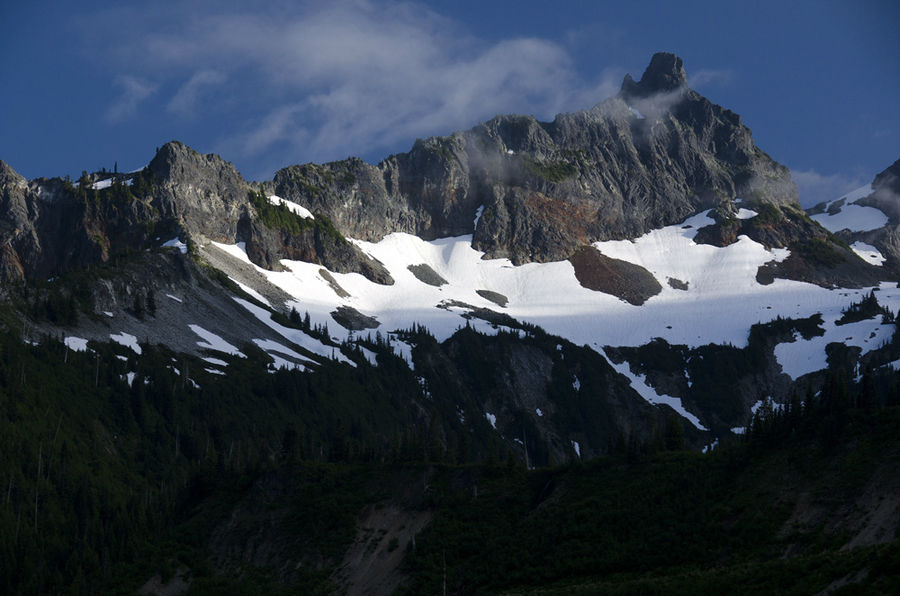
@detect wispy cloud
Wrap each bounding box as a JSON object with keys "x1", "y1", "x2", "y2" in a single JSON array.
[
  {"x1": 105, "y1": 75, "x2": 157, "y2": 123},
  {"x1": 167, "y1": 70, "x2": 227, "y2": 117},
  {"x1": 87, "y1": 1, "x2": 626, "y2": 173},
  {"x1": 688, "y1": 68, "x2": 732, "y2": 89},
  {"x1": 791, "y1": 168, "x2": 867, "y2": 207}
]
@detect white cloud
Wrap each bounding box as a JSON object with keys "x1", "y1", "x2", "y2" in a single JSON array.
[
  {"x1": 688, "y1": 68, "x2": 732, "y2": 89},
  {"x1": 791, "y1": 169, "x2": 867, "y2": 207},
  {"x1": 105, "y1": 75, "x2": 157, "y2": 123},
  {"x1": 91, "y1": 1, "x2": 622, "y2": 171},
  {"x1": 167, "y1": 70, "x2": 227, "y2": 116}
]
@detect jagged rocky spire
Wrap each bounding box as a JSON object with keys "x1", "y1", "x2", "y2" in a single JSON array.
[{"x1": 620, "y1": 52, "x2": 688, "y2": 98}]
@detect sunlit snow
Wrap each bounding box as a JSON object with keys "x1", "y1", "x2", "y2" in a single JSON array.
[
  {"x1": 232, "y1": 298, "x2": 354, "y2": 366},
  {"x1": 204, "y1": 203, "x2": 900, "y2": 426},
  {"x1": 602, "y1": 350, "x2": 707, "y2": 430},
  {"x1": 253, "y1": 338, "x2": 315, "y2": 371},
  {"x1": 162, "y1": 237, "x2": 188, "y2": 254},
  {"x1": 809, "y1": 184, "x2": 885, "y2": 233},
  {"x1": 269, "y1": 195, "x2": 314, "y2": 219},
  {"x1": 811, "y1": 205, "x2": 887, "y2": 233},
  {"x1": 65, "y1": 336, "x2": 89, "y2": 352},
  {"x1": 110, "y1": 332, "x2": 142, "y2": 355},
  {"x1": 850, "y1": 242, "x2": 885, "y2": 266},
  {"x1": 188, "y1": 324, "x2": 246, "y2": 357},
  {"x1": 774, "y1": 314, "x2": 894, "y2": 380}
]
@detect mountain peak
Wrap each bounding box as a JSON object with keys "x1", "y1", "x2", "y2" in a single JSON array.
[
  {"x1": 0, "y1": 159, "x2": 26, "y2": 186},
  {"x1": 621, "y1": 52, "x2": 687, "y2": 97}
]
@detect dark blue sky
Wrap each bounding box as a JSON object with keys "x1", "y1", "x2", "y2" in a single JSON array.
[{"x1": 1, "y1": 1, "x2": 897, "y2": 205}]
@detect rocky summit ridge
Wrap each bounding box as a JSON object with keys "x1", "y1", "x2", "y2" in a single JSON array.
[
  {"x1": 1, "y1": 52, "x2": 809, "y2": 286},
  {"x1": 274, "y1": 52, "x2": 798, "y2": 265}
]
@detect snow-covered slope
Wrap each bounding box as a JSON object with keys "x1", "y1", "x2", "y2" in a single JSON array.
[
  {"x1": 810, "y1": 185, "x2": 882, "y2": 233},
  {"x1": 210, "y1": 207, "x2": 900, "y2": 387}
]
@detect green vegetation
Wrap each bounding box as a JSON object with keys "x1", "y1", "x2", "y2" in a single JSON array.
[
  {"x1": 0, "y1": 317, "x2": 899, "y2": 593},
  {"x1": 615, "y1": 314, "x2": 825, "y2": 429},
  {"x1": 248, "y1": 189, "x2": 347, "y2": 245},
  {"x1": 247, "y1": 190, "x2": 315, "y2": 236},
  {"x1": 795, "y1": 237, "x2": 847, "y2": 268},
  {"x1": 401, "y1": 395, "x2": 900, "y2": 595},
  {"x1": 524, "y1": 158, "x2": 577, "y2": 183},
  {"x1": 837, "y1": 289, "x2": 894, "y2": 325}
]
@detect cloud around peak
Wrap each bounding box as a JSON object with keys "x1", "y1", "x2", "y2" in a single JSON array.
[
  {"x1": 791, "y1": 168, "x2": 868, "y2": 207},
  {"x1": 90, "y1": 1, "x2": 622, "y2": 175}
]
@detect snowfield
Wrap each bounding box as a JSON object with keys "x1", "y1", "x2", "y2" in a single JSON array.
[
  {"x1": 206, "y1": 202, "x2": 900, "y2": 425},
  {"x1": 212, "y1": 208, "x2": 900, "y2": 355},
  {"x1": 809, "y1": 184, "x2": 887, "y2": 233},
  {"x1": 850, "y1": 242, "x2": 886, "y2": 266}
]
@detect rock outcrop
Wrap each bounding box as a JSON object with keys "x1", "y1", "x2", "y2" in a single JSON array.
[
  {"x1": 0, "y1": 144, "x2": 392, "y2": 285},
  {"x1": 273, "y1": 52, "x2": 798, "y2": 264},
  {"x1": 855, "y1": 159, "x2": 900, "y2": 273}
]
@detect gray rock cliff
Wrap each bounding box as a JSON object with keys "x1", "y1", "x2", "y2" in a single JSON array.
[{"x1": 273, "y1": 52, "x2": 798, "y2": 264}]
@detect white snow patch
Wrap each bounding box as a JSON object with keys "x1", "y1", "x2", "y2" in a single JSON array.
[
  {"x1": 770, "y1": 247, "x2": 791, "y2": 263},
  {"x1": 268, "y1": 195, "x2": 314, "y2": 219},
  {"x1": 211, "y1": 241, "x2": 252, "y2": 264},
  {"x1": 627, "y1": 105, "x2": 645, "y2": 119},
  {"x1": 253, "y1": 338, "x2": 316, "y2": 365},
  {"x1": 103, "y1": 311, "x2": 114, "y2": 317},
  {"x1": 188, "y1": 324, "x2": 246, "y2": 358},
  {"x1": 811, "y1": 205, "x2": 887, "y2": 233},
  {"x1": 603, "y1": 350, "x2": 708, "y2": 430},
  {"x1": 165, "y1": 294, "x2": 183, "y2": 303},
  {"x1": 821, "y1": 184, "x2": 875, "y2": 209},
  {"x1": 535, "y1": 408, "x2": 543, "y2": 417},
  {"x1": 91, "y1": 178, "x2": 113, "y2": 190},
  {"x1": 125, "y1": 372, "x2": 136, "y2": 387},
  {"x1": 203, "y1": 357, "x2": 228, "y2": 367},
  {"x1": 774, "y1": 310, "x2": 895, "y2": 380},
  {"x1": 266, "y1": 353, "x2": 306, "y2": 372},
  {"x1": 572, "y1": 377, "x2": 581, "y2": 391},
  {"x1": 355, "y1": 345, "x2": 378, "y2": 366},
  {"x1": 64, "y1": 336, "x2": 90, "y2": 351},
  {"x1": 571, "y1": 440, "x2": 581, "y2": 457},
  {"x1": 751, "y1": 399, "x2": 784, "y2": 414},
  {"x1": 473, "y1": 205, "x2": 485, "y2": 229},
  {"x1": 389, "y1": 335, "x2": 415, "y2": 369},
  {"x1": 232, "y1": 297, "x2": 353, "y2": 365},
  {"x1": 731, "y1": 426, "x2": 746, "y2": 435},
  {"x1": 232, "y1": 280, "x2": 271, "y2": 307},
  {"x1": 205, "y1": 368, "x2": 226, "y2": 375},
  {"x1": 485, "y1": 412, "x2": 497, "y2": 429},
  {"x1": 736, "y1": 208, "x2": 758, "y2": 220},
  {"x1": 110, "y1": 332, "x2": 142, "y2": 355},
  {"x1": 162, "y1": 237, "x2": 188, "y2": 254},
  {"x1": 506, "y1": 149, "x2": 515, "y2": 155},
  {"x1": 702, "y1": 439, "x2": 719, "y2": 453},
  {"x1": 850, "y1": 242, "x2": 885, "y2": 266}
]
